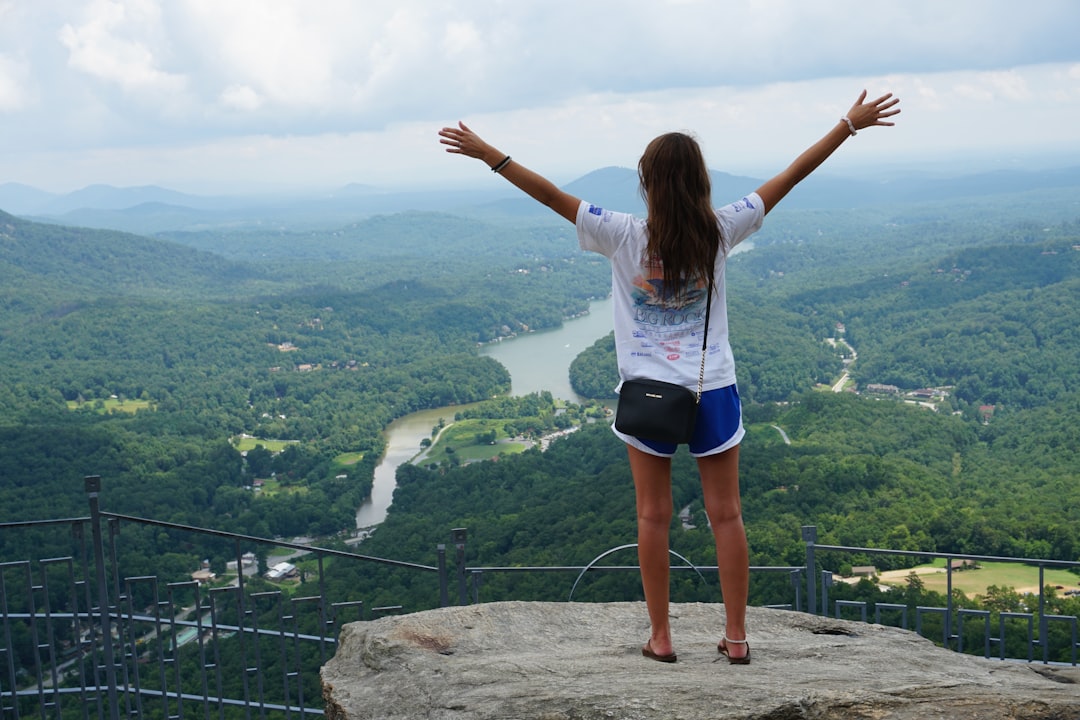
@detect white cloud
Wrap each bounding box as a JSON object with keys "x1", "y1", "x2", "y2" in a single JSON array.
[
  {"x1": 2, "y1": 1, "x2": 1080, "y2": 192},
  {"x1": 219, "y1": 84, "x2": 263, "y2": 112},
  {"x1": 58, "y1": 0, "x2": 186, "y2": 95},
  {"x1": 953, "y1": 82, "x2": 996, "y2": 104},
  {"x1": 0, "y1": 2, "x2": 34, "y2": 112},
  {"x1": 0, "y1": 54, "x2": 29, "y2": 112},
  {"x1": 175, "y1": 2, "x2": 457, "y2": 118},
  {"x1": 985, "y1": 71, "x2": 1031, "y2": 102},
  {"x1": 180, "y1": 0, "x2": 340, "y2": 107},
  {"x1": 442, "y1": 20, "x2": 482, "y2": 57}
]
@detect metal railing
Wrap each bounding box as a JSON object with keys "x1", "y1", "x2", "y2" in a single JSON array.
[
  {"x1": 802, "y1": 525, "x2": 1080, "y2": 665},
  {"x1": 3, "y1": 482, "x2": 1078, "y2": 720},
  {"x1": 451, "y1": 531, "x2": 806, "y2": 608},
  {"x1": 1, "y1": 477, "x2": 441, "y2": 720},
  {"x1": 448, "y1": 526, "x2": 1078, "y2": 665}
]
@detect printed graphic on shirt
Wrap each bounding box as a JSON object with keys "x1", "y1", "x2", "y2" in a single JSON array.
[
  {"x1": 629, "y1": 256, "x2": 707, "y2": 361},
  {"x1": 733, "y1": 196, "x2": 756, "y2": 212},
  {"x1": 587, "y1": 204, "x2": 613, "y2": 221}
]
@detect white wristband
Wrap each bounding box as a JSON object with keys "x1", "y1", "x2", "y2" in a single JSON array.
[{"x1": 841, "y1": 116, "x2": 857, "y2": 136}]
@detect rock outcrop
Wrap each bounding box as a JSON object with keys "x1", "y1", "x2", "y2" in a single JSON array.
[{"x1": 321, "y1": 601, "x2": 1079, "y2": 719}]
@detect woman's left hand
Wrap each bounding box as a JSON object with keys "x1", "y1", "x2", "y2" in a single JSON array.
[{"x1": 845, "y1": 90, "x2": 901, "y2": 131}]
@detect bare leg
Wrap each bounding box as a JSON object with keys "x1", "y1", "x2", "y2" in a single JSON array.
[
  {"x1": 627, "y1": 445, "x2": 674, "y2": 657},
  {"x1": 697, "y1": 445, "x2": 749, "y2": 659}
]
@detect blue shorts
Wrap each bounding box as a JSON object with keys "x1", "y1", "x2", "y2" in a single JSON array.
[{"x1": 613, "y1": 383, "x2": 744, "y2": 458}]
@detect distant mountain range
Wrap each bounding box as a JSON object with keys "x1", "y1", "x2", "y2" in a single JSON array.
[
  {"x1": 0, "y1": 208, "x2": 263, "y2": 309},
  {"x1": 3, "y1": 164, "x2": 1080, "y2": 234}
]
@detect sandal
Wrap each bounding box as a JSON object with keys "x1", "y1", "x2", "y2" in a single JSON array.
[
  {"x1": 641, "y1": 640, "x2": 677, "y2": 664},
  {"x1": 717, "y1": 635, "x2": 751, "y2": 665}
]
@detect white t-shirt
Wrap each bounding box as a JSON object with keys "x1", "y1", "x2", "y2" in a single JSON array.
[{"x1": 576, "y1": 193, "x2": 764, "y2": 393}]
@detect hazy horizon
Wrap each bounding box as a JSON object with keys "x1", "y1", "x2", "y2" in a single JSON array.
[
  {"x1": 5, "y1": 146, "x2": 1080, "y2": 203},
  {"x1": 1, "y1": 2, "x2": 1079, "y2": 195}
]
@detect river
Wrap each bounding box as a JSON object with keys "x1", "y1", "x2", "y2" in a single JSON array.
[
  {"x1": 354, "y1": 295, "x2": 614, "y2": 528},
  {"x1": 355, "y1": 241, "x2": 755, "y2": 529}
]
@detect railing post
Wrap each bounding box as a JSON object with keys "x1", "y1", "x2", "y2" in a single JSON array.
[
  {"x1": 1039, "y1": 565, "x2": 1048, "y2": 663},
  {"x1": 451, "y1": 528, "x2": 468, "y2": 606},
  {"x1": 470, "y1": 570, "x2": 483, "y2": 604},
  {"x1": 945, "y1": 558, "x2": 954, "y2": 650},
  {"x1": 437, "y1": 544, "x2": 449, "y2": 607},
  {"x1": 85, "y1": 476, "x2": 121, "y2": 720},
  {"x1": 821, "y1": 571, "x2": 834, "y2": 617},
  {"x1": 802, "y1": 526, "x2": 817, "y2": 615}
]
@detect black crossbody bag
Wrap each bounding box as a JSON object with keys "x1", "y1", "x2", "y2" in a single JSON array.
[{"x1": 614, "y1": 288, "x2": 712, "y2": 444}]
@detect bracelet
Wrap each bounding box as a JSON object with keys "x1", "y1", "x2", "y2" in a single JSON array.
[
  {"x1": 841, "y1": 116, "x2": 857, "y2": 136},
  {"x1": 491, "y1": 155, "x2": 512, "y2": 173}
]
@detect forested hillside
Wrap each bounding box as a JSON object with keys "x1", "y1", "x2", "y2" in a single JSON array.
[
  {"x1": 1, "y1": 185, "x2": 1078, "y2": 626},
  {"x1": 0, "y1": 209, "x2": 605, "y2": 569},
  {"x1": 336, "y1": 191, "x2": 1080, "y2": 646},
  {"x1": 0, "y1": 210, "x2": 266, "y2": 315},
  {"x1": 327, "y1": 389, "x2": 1078, "y2": 603}
]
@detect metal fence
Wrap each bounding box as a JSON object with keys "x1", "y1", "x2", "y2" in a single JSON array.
[
  {"x1": 3, "y1": 480, "x2": 1078, "y2": 720},
  {"x1": 1, "y1": 477, "x2": 440, "y2": 720},
  {"x1": 801, "y1": 525, "x2": 1079, "y2": 665}
]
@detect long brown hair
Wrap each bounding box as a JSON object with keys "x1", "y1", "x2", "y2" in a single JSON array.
[{"x1": 637, "y1": 132, "x2": 721, "y2": 303}]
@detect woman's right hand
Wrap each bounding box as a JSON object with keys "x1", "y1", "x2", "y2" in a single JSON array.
[
  {"x1": 438, "y1": 121, "x2": 500, "y2": 165},
  {"x1": 437, "y1": 120, "x2": 581, "y2": 223}
]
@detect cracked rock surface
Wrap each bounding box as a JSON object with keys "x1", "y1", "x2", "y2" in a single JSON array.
[{"x1": 321, "y1": 601, "x2": 1079, "y2": 720}]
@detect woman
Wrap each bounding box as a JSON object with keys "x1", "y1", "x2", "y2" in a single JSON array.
[{"x1": 438, "y1": 90, "x2": 900, "y2": 664}]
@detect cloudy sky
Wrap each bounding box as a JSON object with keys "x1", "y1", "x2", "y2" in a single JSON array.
[{"x1": 2, "y1": 0, "x2": 1079, "y2": 194}]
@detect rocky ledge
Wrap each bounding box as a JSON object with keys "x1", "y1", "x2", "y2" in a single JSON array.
[{"x1": 321, "y1": 601, "x2": 1079, "y2": 720}]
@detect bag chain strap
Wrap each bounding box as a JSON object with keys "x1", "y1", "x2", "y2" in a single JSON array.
[{"x1": 696, "y1": 282, "x2": 713, "y2": 404}]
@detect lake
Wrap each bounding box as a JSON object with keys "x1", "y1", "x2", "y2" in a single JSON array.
[{"x1": 479, "y1": 295, "x2": 614, "y2": 403}]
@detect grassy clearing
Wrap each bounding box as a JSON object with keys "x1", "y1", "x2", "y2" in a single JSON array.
[
  {"x1": 67, "y1": 398, "x2": 152, "y2": 414},
  {"x1": 420, "y1": 418, "x2": 529, "y2": 465},
  {"x1": 268, "y1": 546, "x2": 296, "y2": 559},
  {"x1": 256, "y1": 477, "x2": 310, "y2": 497},
  {"x1": 453, "y1": 439, "x2": 530, "y2": 463},
  {"x1": 879, "y1": 559, "x2": 1080, "y2": 596},
  {"x1": 232, "y1": 436, "x2": 296, "y2": 453},
  {"x1": 333, "y1": 451, "x2": 365, "y2": 466}
]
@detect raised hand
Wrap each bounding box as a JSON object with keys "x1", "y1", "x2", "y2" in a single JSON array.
[
  {"x1": 845, "y1": 90, "x2": 901, "y2": 132},
  {"x1": 438, "y1": 121, "x2": 498, "y2": 163}
]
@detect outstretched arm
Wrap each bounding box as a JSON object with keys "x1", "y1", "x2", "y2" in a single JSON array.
[
  {"x1": 755, "y1": 90, "x2": 900, "y2": 215},
  {"x1": 438, "y1": 122, "x2": 581, "y2": 223}
]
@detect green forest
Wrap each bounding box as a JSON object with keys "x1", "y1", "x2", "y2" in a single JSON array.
[{"x1": 2, "y1": 182, "x2": 1079, "y2": 672}]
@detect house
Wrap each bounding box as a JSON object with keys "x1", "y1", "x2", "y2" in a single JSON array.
[
  {"x1": 265, "y1": 562, "x2": 297, "y2": 581},
  {"x1": 851, "y1": 565, "x2": 878, "y2": 577},
  {"x1": 191, "y1": 569, "x2": 215, "y2": 584}
]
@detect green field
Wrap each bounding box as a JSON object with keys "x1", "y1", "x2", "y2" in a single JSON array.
[
  {"x1": 255, "y1": 477, "x2": 310, "y2": 497},
  {"x1": 231, "y1": 436, "x2": 296, "y2": 453},
  {"x1": 879, "y1": 559, "x2": 1080, "y2": 597},
  {"x1": 452, "y1": 439, "x2": 530, "y2": 462},
  {"x1": 67, "y1": 398, "x2": 152, "y2": 414},
  {"x1": 332, "y1": 451, "x2": 365, "y2": 466},
  {"x1": 420, "y1": 419, "x2": 530, "y2": 465},
  {"x1": 232, "y1": 438, "x2": 363, "y2": 467}
]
